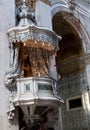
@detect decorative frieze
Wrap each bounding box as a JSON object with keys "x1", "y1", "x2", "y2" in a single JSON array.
[{"x1": 7, "y1": 25, "x2": 61, "y2": 51}]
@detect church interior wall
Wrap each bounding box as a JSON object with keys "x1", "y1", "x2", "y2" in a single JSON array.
[{"x1": 0, "y1": 0, "x2": 90, "y2": 130}]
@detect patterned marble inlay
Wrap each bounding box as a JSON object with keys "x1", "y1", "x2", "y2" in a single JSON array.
[{"x1": 58, "y1": 71, "x2": 90, "y2": 130}]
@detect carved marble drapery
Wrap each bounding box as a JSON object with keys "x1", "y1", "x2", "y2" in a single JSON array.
[{"x1": 5, "y1": 42, "x2": 23, "y2": 89}]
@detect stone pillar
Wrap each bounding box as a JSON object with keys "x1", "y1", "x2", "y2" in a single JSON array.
[
  {"x1": 86, "y1": 64, "x2": 90, "y2": 89},
  {"x1": 85, "y1": 63, "x2": 90, "y2": 108},
  {"x1": 49, "y1": 54, "x2": 58, "y2": 80},
  {"x1": 0, "y1": 0, "x2": 19, "y2": 130}
]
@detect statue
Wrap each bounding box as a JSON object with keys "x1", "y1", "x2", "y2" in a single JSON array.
[{"x1": 16, "y1": 0, "x2": 36, "y2": 26}]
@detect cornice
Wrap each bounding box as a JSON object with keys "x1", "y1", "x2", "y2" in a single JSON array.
[{"x1": 7, "y1": 25, "x2": 61, "y2": 50}]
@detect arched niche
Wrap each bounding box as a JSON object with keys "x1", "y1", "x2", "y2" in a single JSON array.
[
  {"x1": 51, "y1": 3, "x2": 90, "y2": 53},
  {"x1": 52, "y1": 11, "x2": 86, "y2": 75}
]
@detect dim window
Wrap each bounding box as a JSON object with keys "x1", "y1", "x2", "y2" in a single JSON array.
[
  {"x1": 66, "y1": 96, "x2": 83, "y2": 111},
  {"x1": 38, "y1": 84, "x2": 53, "y2": 91},
  {"x1": 25, "y1": 84, "x2": 30, "y2": 91}
]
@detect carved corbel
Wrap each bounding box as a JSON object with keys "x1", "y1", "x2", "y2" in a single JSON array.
[{"x1": 7, "y1": 91, "x2": 15, "y2": 120}]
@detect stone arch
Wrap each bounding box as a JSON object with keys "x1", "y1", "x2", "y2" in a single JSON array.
[
  {"x1": 51, "y1": 4, "x2": 90, "y2": 53},
  {"x1": 51, "y1": 4, "x2": 90, "y2": 75},
  {"x1": 52, "y1": 11, "x2": 83, "y2": 58}
]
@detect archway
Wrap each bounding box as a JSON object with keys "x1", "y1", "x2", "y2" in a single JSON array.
[
  {"x1": 52, "y1": 11, "x2": 89, "y2": 75},
  {"x1": 51, "y1": 3, "x2": 90, "y2": 53}
]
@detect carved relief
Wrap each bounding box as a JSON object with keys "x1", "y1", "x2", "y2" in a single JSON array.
[
  {"x1": 4, "y1": 42, "x2": 23, "y2": 120},
  {"x1": 5, "y1": 42, "x2": 23, "y2": 89}
]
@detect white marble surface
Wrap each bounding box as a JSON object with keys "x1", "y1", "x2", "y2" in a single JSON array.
[{"x1": 35, "y1": 0, "x2": 52, "y2": 30}]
